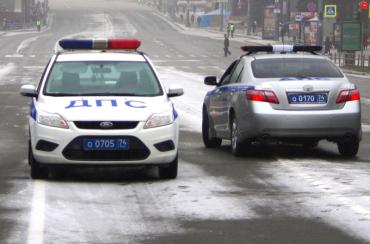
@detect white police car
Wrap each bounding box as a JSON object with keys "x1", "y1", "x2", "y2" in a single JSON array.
[{"x1": 20, "y1": 39, "x2": 183, "y2": 179}]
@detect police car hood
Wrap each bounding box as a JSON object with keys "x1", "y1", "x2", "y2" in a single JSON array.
[{"x1": 38, "y1": 96, "x2": 172, "y2": 121}]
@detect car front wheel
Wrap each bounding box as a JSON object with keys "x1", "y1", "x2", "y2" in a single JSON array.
[
  {"x1": 337, "y1": 139, "x2": 359, "y2": 157},
  {"x1": 29, "y1": 141, "x2": 48, "y2": 179},
  {"x1": 202, "y1": 108, "x2": 222, "y2": 148}
]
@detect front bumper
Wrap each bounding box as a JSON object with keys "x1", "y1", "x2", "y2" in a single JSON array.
[
  {"x1": 30, "y1": 119, "x2": 179, "y2": 165},
  {"x1": 239, "y1": 101, "x2": 362, "y2": 141}
]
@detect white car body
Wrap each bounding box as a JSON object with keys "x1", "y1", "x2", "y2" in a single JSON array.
[{"x1": 21, "y1": 39, "x2": 183, "y2": 179}]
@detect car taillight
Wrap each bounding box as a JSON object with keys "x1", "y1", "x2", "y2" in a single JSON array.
[
  {"x1": 336, "y1": 89, "x2": 360, "y2": 103},
  {"x1": 246, "y1": 90, "x2": 279, "y2": 104}
]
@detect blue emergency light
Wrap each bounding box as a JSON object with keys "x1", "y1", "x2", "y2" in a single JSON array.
[{"x1": 59, "y1": 39, "x2": 141, "y2": 50}]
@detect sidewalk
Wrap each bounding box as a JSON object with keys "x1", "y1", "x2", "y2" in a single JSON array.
[{"x1": 158, "y1": 12, "x2": 370, "y2": 76}]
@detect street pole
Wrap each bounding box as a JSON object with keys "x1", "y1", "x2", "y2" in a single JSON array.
[
  {"x1": 186, "y1": 0, "x2": 190, "y2": 27},
  {"x1": 247, "y1": 0, "x2": 251, "y2": 35},
  {"x1": 220, "y1": 1, "x2": 224, "y2": 31},
  {"x1": 317, "y1": 0, "x2": 324, "y2": 46}
]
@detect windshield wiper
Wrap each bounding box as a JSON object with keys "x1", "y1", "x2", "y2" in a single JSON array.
[
  {"x1": 45, "y1": 93, "x2": 85, "y2": 96},
  {"x1": 81, "y1": 92, "x2": 139, "y2": 96}
]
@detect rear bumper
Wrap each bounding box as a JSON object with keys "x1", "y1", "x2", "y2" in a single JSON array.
[{"x1": 239, "y1": 101, "x2": 362, "y2": 141}]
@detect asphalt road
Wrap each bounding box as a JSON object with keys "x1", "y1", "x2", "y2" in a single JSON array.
[{"x1": 0, "y1": 0, "x2": 369, "y2": 243}]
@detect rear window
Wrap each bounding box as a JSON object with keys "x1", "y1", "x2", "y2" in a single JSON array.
[
  {"x1": 251, "y1": 58, "x2": 344, "y2": 78},
  {"x1": 44, "y1": 61, "x2": 163, "y2": 96}
]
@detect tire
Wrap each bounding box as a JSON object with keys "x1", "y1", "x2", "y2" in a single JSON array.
[
  {"x1": 158, "y1": 154, "x2": 178, "y2": 179},
  {"x1": 230, "y1": 115, "x2": 244, "y2": 157},
  {"x1": 202, "y1": 107, "x2": 222, "y2": 148},
  {"x1": 337, "y1": 139, "x2": 359, "y2": 157},
  {"x1": 29, "y1": 141, "x2": 48, "y2": 179}
]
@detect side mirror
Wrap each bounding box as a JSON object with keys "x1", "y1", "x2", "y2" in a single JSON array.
[
  {"x1": 167, "y1": 85, "x2": 184, "y2": 97},
  {"x1": 204, "y1": 76, "x2": 217, "y2": 86},
  {"x1": 20, "y1": 84, "x2": 37, "y2": 97}
]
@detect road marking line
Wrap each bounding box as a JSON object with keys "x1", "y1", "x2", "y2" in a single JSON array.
[
  {"x1": 16, "y1": 36, "x2": 40, "y2": 54},
  {"x1": 5, "y1": 54, "x2": 23, "y2": 58},
  {"x1": 361, "y1": 98, "x2": 370, "y2": 105},
  {"x1": 362, "y1": 123, "x2": 370, "y2": 132},
  {"x1": 27, "y1": 180, "x2": 45, "y2": 244},
  {"x1": 24, "y1": 66, "x2": 44, "y2": 69}
]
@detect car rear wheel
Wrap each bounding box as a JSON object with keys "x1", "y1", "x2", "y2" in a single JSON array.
[
  {"x1": 337, "y1": 139, "x2": 359, "y2": 157},
  {"x1": 29, "y1": 141, "x2": 48, "y2": 179},
  {"x1": 158, "y1": 154, "x2": 178, "y2": 179},
  {"x1": 202, "y1": 108, "x2": 222, "y2": 148},
  {"x1": 230, "y1": 115, "x2": 244, "y2": 157}
]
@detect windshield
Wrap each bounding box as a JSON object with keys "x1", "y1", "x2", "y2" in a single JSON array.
[
  {"x1": 44, "y1": 61, "x2": 163, "y2": 96},
  {"x1": 251, "y1": 58, "x2": 344, "y2": 78}
]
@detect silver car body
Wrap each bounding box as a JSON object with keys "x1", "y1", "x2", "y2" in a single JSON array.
[{"x1": 203, "y1": 52, "x2": 361, "y2": 144}]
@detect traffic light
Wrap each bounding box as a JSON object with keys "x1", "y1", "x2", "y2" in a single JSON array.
[{"x1": 359, "y1": 0, "x2": 369, "y2": 10}]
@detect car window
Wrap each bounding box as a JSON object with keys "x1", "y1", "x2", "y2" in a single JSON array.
[
  {"x1": 229, "y1": 59, "x2": 244, "y2": 84},
  {"x1": 219, "y1": 60, "x2": 238, "y2": 86},
  {"x1": 251, "y1": 58, "x2": 344, "y2": 78},
  {"x1": 44, "y1": 61, "x2": 163, "y2": 96}
]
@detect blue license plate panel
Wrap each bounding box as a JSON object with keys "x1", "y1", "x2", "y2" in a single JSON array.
[
  {"x1": 287, "y1": 93, "x2": 328, "y2": 104},
  {"x1": 83, "y1": 138, "x2": 129, "y2": 151}
]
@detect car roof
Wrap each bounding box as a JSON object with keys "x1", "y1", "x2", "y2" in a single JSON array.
[
  {"x1": 247, "y1": 53, "x2": 328, "y2": 60},
  {"x1": 56, "y1": 52, "x2": 146, "y2": 62}
]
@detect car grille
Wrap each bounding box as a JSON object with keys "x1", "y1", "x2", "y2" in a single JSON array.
[
  {"x1": 73, "y1": 121, "x2": 139, "y2": 130},
  {"x1": 62, "y1": 136, "x2": 150, "y2": 161}
]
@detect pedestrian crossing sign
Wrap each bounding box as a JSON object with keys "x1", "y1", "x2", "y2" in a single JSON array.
[{"x1": 324, "y1": 5, "x2": 337, "y2": 18}]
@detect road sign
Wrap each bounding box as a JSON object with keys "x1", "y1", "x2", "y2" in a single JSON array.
[
  {"x1": 295, "y1": 14, "x2": 302, "y2": 22},
  {"x1": 324, "y1": 4, "x2": 336, "y2": 18},
  {"x1": 307, "y1": 2, "x2": 316, "y2": 12},
  {"x1": 342, "y1": 22, "x2": 361, "y2": 51}
]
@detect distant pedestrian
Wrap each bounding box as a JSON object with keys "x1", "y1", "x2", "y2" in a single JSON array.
[
  {"x1": 230, "y1": 23, "x2": 235, "y2": 38},
  {"x1": 191, "y1": 14, "x2": 195, "y2": 25},
  {"x1": 324, "y1": 35, "x2": 331, "y2": 54},
  {"x1": 252, "y1": 20, "x2": 257, "y2": 35},
  {"x1": 197, "y1": 16, "x2": 201, "y2": 27},
  {"x1": 226, "y1": 23, "x2": 231, "y2": 37},
  {"x1": 36, "y1": 20, "x2": 41, "y2": 31},
  {"x1": 2, "y1": 18, "x2": 6, "y2": 30},
  {"x1": 224, "y1": 34, "x2": 231, "y2": 57},
  {"x1": 280, "y1": 22, "x2": 288, "y2": 43}
]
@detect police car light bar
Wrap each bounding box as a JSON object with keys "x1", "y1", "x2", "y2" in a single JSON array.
[
  {"x1": 241, "y1": 45, "x2": 322, "y2": 53},
  {"x1": 59, "y1": 39, "x2": 141, "y2": 50}
]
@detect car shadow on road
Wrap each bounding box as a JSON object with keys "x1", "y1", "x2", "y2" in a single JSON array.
[
  {"x1": 46, "y1": 166, "x2": 162, "y2": 183},
  {"x1": 209, "y1": 142, "x2": 370, "y2": 164}
]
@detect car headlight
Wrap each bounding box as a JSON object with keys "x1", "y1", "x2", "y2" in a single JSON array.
[
  {"x1": 144, "y1": 111, "x2": 174, "y2": 129},
  {"x1": 37, "y1": 110, "x2": 69, "y2": 129}
]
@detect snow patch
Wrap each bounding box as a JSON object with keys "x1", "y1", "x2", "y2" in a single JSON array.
[
  {"x1": 17, "y1": 36, "x2": 43, "y2": 54},
  {"x1": 157, "y1": 66, "x2": 214, "y2": 132},
  {"x1": 0, "y1": 63, "x2": 16, "y2": 84},
  {"x1": 267, "y1": 158, "x2": 370, "y2": 242}
]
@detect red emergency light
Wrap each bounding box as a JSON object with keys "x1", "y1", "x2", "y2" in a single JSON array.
[
  {"x1": 59, "y1": 39, "x2": 141, "y2": 50},
  {"x1": 359, "y1": 1, "x2": 369, "y2": 10}
]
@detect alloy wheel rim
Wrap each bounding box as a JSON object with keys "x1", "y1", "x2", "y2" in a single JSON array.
[{"x1": 232, "y1": 120, "x2": 237, "y2": 150}]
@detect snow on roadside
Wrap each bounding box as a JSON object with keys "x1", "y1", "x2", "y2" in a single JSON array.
[
  {"x1": 266, "y1": 158, "x2": 370, "y2": 242},
  {"x1": 0, "y1": 63, "x2": 16, "y2": 84},
  {"x1": 16, "y1": 36, "x2": 43, "y2": 54},
  {"x1": 156, "y1": 66, "x2": 212, "y2": 132}
]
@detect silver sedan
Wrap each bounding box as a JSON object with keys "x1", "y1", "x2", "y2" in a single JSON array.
[{"x1": 202, "y1": 45, "x2": 361, "y2": 157}]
